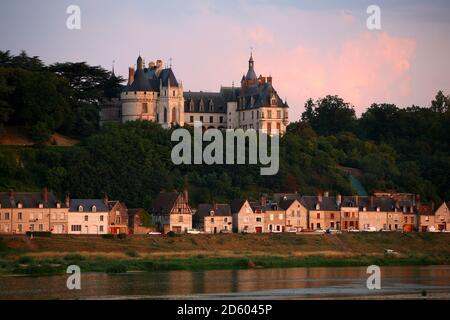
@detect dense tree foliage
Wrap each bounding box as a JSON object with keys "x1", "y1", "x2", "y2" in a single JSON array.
[{"x1": 0, "y1": 50, "x2": 124, "y2": 140}]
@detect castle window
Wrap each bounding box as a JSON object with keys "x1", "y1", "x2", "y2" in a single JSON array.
[
  {"x1": 219, "y1": 116, "x2": 223, "y2": 123},
  {"x1": 210, "y1": 116, "x2": 213, "y2": 123},
  {"x1": 189, "y1": 100, "x2": 195, "y2": 112},
  {"x1": 200, "y1": 116, "x2": 204, "y2": 123},
  {"x1": 78, "y1": 206, "x2": 84, "y2": 212},
  {"x1": 260, "y1": 111, "x2": 264, "y2": 119},
  {"x1": 171, "y1": 107, "x2": 177, "y2": 123},
  {"x1": 92, "y1": 205, "x2": 97, "y2": 212},
  {"x1": 199, "y1": 100, "x2": 205, "y2": 112},
  {"x1": 209, "y1": 100, "x2": 214, "y2": 112},
  {"x1": 173, "y1": 90, "x2": 176, "y2": 97},
  {"x1": 142, "y1": 103, "x2": 148, "y2": 113},
  {"x1": 190, "y1": 116, "x2": 194, "y2": 123},
  {"x1": 277, "y1": 110, "x2": 281, "y2": 119}
]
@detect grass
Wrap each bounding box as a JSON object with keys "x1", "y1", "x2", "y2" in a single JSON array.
[{"x1": 1, "y1": 233, "x2": 450, "y2": 276}]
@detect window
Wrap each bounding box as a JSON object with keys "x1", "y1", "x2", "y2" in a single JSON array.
[
  {"x1": 172, "y1": 107, "x2": 177, "y2": 123},
  {"x1": 39, "y1": 224, "x2": 44, "y2": 231},
  {"x1": 18, "y1": 224, "x2": 23, "y2": 232},
  {"x1": 330, "y1": 222, "x2": 335, "y2": 228},
  {"x1": 142, "y1": 103, "x2": 148, "y2": 113},
  {"x1": 18, "y1": 212, "x2": 22, "y2": 220},
  {"x1": 330, "y1": 213, "x2": 335, "y2": 220},
  {"x1": 39, "y1": 203, "x2": 44, "y2": 209},
  {"x1": 267, "y1": 111, "x2": 272, "y2": 119},
  {"x1": 84, "y1": 215, "x2": 89, "y2": 222},
  {"x1": 99, "y1": 226, "x2": 104, "y2": 232},
  {"x1": 224, "y1": 218, "x2": 228, "y2": 223},
  {"x1": 100, "y1": 215, "x2": 104, "y2": 222},
  {"x1": 256, "y1": 217, "x2": 262, "y2": 223},
  {"x1": 5, "y1": 212, "x2": 10, "y2": 220},
  {"x1": 200, "y1": 116, "x2": 204, "y2": 122},
  {"x1": 92, "y1": 205, "x2": 97, "y2": 212},
  {"x1": 277, "y1": 110, "x2": 281, "y2": 119},
  {"x1": 173, "y1": 90, "x2": 176, "y2": 97},
  {"x1": 71, "y1": 225, "x2": 81, "y2": 232},
  {"x1": 178, "y1": 215, "x2": 184, "y2": 223},
  {"x1": 78, "y1": 206, "x2": 84, "y2": 212},
  {"x1": 317, "y1": 223, "x2": 321, "y2": 230},
  {"x1": 57, "y1": 203, "x2": 61, "y2": 209},
  {"x1": 190, "y1": 116, "x2": 194, "y2": 123},
  {"x1": 404, "y1": 216, "x2": 408, "y2": 223},
  {"x1": 317, "y1": 213, "x2": 320, "y2": 219},
  {"x1": 30, "y1": 224, "x2": 35, "y2": 231},
  {"x1": 211, "y1": 217, "x2": 215, "y2": 223},
  {"x1": 210, "y1": 116, "x2": 213, "y2": 123},
  {"x1": 115, "y1": 217, "x2": 121, "y2": 224},
  {"x1": 291, "y1": 210, "x2": 295, "y2": 217},
  {"x1": 219, "y1": 116, "x2": 223, "y2": 123}
]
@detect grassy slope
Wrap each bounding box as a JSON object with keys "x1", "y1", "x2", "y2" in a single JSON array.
[{"x1": 1, "y1": 233, "x2": 450, "y2": 275}]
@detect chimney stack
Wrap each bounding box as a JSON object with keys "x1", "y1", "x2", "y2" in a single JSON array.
[
  {"x1": 317, "y1": 192, "x2": 323, "y2": 203},
  {"x1": 370, "y1": 195, "x2": 374, "y2": 209},
  {"x1": 355, "y1": 195, "x2": 359, "y2": 207},
  {"x1": 9, "y1": 189, "x2": 14, "y2": 199},
  {"x1": 183, "y1": 189, "x2": 189, "y2": 203},
  {"x1": 65, "y1": 194, "x2": 70, "y2": 208},
  {"x1": 128, "y1": 67, "x2": 135, "y2": 85},
  {"x1": 415, "y1": 194, "x2": 421, "y2": 210},
  {"x1": 337, "y1": 194, "x2": 342, "y2": 206},
  {"x1": 44, "y1": 188, "x2": 48, "y2": 203},
  {"x1": 261, "y1": 194, "x2": 267, "y2": 208}
]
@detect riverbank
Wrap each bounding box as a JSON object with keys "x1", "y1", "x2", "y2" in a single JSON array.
[{"x1": 1, "y1": 233, "x2": 450, "y2": 276}]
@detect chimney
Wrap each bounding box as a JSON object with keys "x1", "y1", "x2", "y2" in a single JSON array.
[
  {"x1": 9, "y1": 189, "x2": 14, "y2": 199},
  {"x1": 370, "y1": 195, "x2": 374, "y2": 209},
  {"x1": 65, "y1": 194, "x2": 70, "y2": 208},
  {"x1": 337, "y1": 194, "x2": 342, "y2": 206},
  {"x1": 44, "y1": 188, "x2": 48, "y2": 203},
  {"x1": 355, "y1": 195, "x2": 359, "y2": 207},
  {"x1": 317, "y1": 192, "x2": 323, "y2": 203},
  {"x1": 103, "y1": 193, "x2": 109, "y2": 205},
  {"x1": 183, "y1": 189, "x2": 189, "y2": 203},
  {"x1": 128, "y1": 67, "x2": 135, "y2": 85},
  {"x1": 261, "y1": 194, "x2": 267, "y2": 208},
  {"x1": 415, "y1": 194, "x2": 421, "y2": 210}
]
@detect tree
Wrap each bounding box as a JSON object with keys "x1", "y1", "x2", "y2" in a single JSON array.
[
  {"x1": 301, "y1": 95, "x2": 357, "y2": 135},
  {"x1": 431, "y1": 90, "x2": 450, "y2": 113}
]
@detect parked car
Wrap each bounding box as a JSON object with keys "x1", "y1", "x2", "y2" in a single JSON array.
[
  {"x1": 347, "y1": 228, "x2": 360, "y2": 232},
  {"x1": 287, "y1": 228, "x2": 298, "y2": 233},
  {"x1": 362, "y1": 227, "x2": 377, "y2": 232},
  {"x1": 315, "y1": 229, "x2": 327, "y2": 233},
  {"x1": 147, "y1": 231, "x2": 162, "y2": 235},
  {"x1": 187, "y1": 229, "x2": 202, "y2": 235},
  {"x1": 220, "y1": 229, "x2": 231, "y2": 234}
]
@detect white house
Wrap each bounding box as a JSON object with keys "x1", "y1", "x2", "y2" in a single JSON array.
[{"x1": 68, "y1": 199, "x2": 109, "y2": 235}]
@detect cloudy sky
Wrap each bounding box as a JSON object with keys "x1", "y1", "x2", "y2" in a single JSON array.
[{"x1": 1, "y1": 0, "x2": 449, "y2": 120}]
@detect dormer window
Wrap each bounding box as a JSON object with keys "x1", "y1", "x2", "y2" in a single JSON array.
[
  {"x1": 38, "y1": 203, "x2": 44, "y2": 209},
  {"x1": 199, "y1": 99, "x2": 205, "y2": 112},
  {"x1": 17, "y1": 202, "x2": 23, "y2": 209},
  {"x1": 56, "y1": 203, "x2": 61, "y2": 209},
  {"x1": 209, "y1": 100, "x2": 214, "y2": 112},
  {"x1": 376, "y1": 207, "x2": 381, "y2": 212},
  {"x1": 210, "y1": 211, "x2": 215, "y2": 216},
  {"x1": 78, "y1": 205, "x2": 84, "y2": 212},
  {"x1": 92, "y1": 205, "x2": 97, "y2": 212},
  {"x1": 315, "y1": 203, "x2": 320, "y2": 210},
  {"x1": 189, "y1": 100, "x2": 195, "y2": 112}
]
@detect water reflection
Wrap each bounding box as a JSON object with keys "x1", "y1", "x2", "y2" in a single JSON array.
[{"x1": 0, "y1": 266, "x2": 449, "y2": 300}]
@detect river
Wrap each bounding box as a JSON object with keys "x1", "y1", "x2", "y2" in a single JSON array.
[{"x1": 1, "y1": 265, "x2": 450, "y2": 300}]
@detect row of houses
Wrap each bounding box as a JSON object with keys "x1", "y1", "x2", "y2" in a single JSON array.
[
  {"x1": 0, "y1": 191, "x2": 149, "y2": 235},
  {"x1": 148, "y1": 190, "x2": 450, "y2": 234},
  {"x1": 1, "y1": 190, "x2": 449, "y2": 235}
]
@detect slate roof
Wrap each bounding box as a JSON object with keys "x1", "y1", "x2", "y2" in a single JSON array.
[
  {"x1": 69, "y1": 199, "x2": 109, "y2": 212},
  {"x1": 418, "y1": 204, "x2": 435, "y2": 216},
  {"x1": 0, "y1": 192, "x2": 64, "y2": 209},
  {"x1": 184, "y1": 91, "x2": 227, "y2": 113},
  {"x1": 230, "y1": 199, "x2": 247, "y2": 214},
  {"x1": 152, "y1": 191, "x2": 182, "y2": 215},
  {"x1": 123, "y1": 56, "x2": 180, "y2": 93},
  {"x1": 300, "y1": 196, "x2": 339, "y2": 211},
  {"x1": 195, "y1": 204, "x2": 231, "y2": 223},
  {"x1": 279, "y1": 199, "x2": 298, "y2": 211}
]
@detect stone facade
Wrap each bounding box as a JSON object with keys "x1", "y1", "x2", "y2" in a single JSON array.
[
  {"x1": 152, "y1": 190, "x2": 193, "y2": 233},
  {"x1": 102, "y1": 54, "x2": 289, "y2": 134}
]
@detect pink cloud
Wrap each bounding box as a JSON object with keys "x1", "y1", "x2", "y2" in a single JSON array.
[{"x1": 255, "y1": 32, "x2": 416, "y2": 118}]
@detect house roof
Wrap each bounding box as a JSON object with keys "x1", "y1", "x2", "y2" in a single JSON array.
[
  {"x1": 300, "y1": 196, "x2": 339, "y2": 211},
  {"x1": 279, "y1": 199, "x2": 298, "y2": 211},
  {"x1": 69, "y1": 199, "x2": 109, "y2": 212},
  {"x1": 0, "y1": 192, "x2": 64, "y2": 209},
  {"x1": 230, "y1": 199, "x2": 247, "y2": 213},
  {"x1": 152, "y1": 191, "x2": 182, "y2": 214},
  {"x1": 196, "y1": 204, "x2": 231, "y2": 220},
  {"x1": 418, "y1": 204, "x2": 435, "y2": 216},
  {"x1": 184, "y1": 91, "x2": 227, "y2": 113}
]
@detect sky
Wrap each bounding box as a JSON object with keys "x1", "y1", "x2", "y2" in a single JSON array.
[{"x1": 1, "y1": 0, "x2": 450, "y2": 120}]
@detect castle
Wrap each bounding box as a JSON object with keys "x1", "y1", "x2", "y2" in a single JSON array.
[{"x1": 101, "y1": 53, "x2": 290, "y2": 134}]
